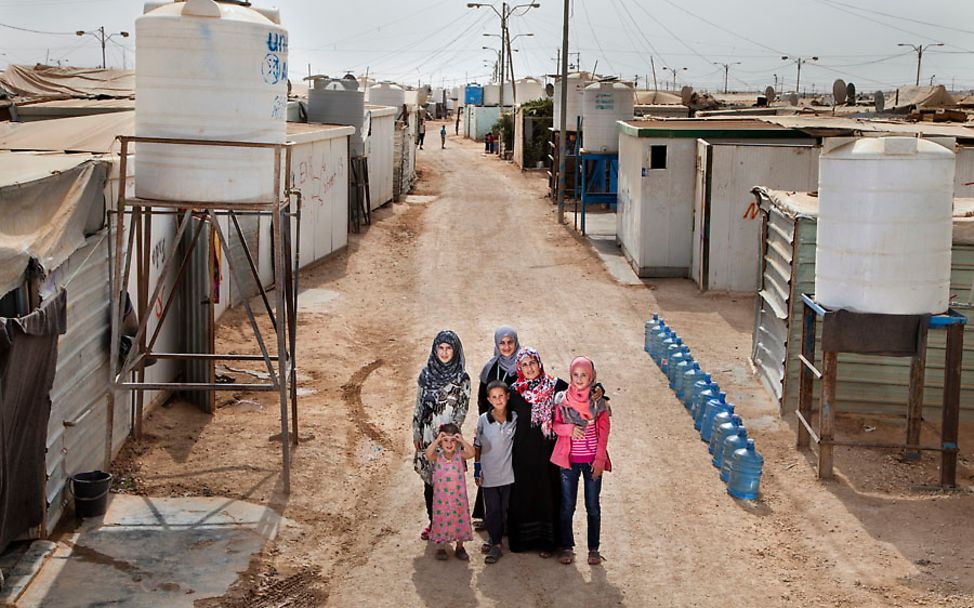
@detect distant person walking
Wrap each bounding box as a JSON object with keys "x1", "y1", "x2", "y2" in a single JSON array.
[
  {"x1": 418, "y1": 120, "x2": 426, "y2": 150},
  {"x1": 440, "y1": 125, "x2": 447, "y2": 149}
]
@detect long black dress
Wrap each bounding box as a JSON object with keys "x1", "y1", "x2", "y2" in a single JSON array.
[
  {"x1": 507, "y1": 378, "x2": 568, "y2": 553},
  {"x1": 471, "y1": 360, "x2": 518, "y2": 520}
]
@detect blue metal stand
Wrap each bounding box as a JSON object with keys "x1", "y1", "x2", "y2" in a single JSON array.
[{"x1": 576, "y1": 152, "x2": 618, "y2": 235}]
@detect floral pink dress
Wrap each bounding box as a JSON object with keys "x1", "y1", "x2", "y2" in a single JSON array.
[{"x1": 429, "y1": 450, "x2": 474, "y2": 544}]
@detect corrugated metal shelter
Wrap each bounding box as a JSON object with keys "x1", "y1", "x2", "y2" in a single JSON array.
[
  {"x1": 367, "y1": 105, "x2": 396, "y2": 209},
  {"x1": 751, "y1": 187, "x2": 974, "y2": 420}
]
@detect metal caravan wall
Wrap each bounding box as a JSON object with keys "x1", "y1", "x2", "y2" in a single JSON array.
[
  {"x1": 691, "y1": 141, "x2": 819, "y2": 292},
  {"x1": 751, "y1": 189, "x2": 974, "y2": 420},
  {"x1": 367, "y1": 106, "x2": 396, "y2": 209}
]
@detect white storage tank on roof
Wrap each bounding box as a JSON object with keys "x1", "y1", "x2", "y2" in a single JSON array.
[
  {"x1": 135, "y1": 0, "x2": 288, "y2": 203},
  {"x1": 516, "y1": 77, "x2": 544, "y2": 103},
  {"x1": 369, "y1": 82, "x2": 405, "y2": 108},
  {"x1": 815, "y1": 136, "x2": 956, "y2": 314},
  {"x1": 553, "y1": 72, "x2": 591, "y2": 131},
  {"x1": 307, "y1": 75, "x2": 367, "y2": 156},
  {"x1": 483, "y1": 83, "x2": 500, "y2": 106},
  {"x1": 581, "y1": 81, "x2": 633, "y2": 153}
]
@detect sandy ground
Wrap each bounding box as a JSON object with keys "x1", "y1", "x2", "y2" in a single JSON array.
[{"x1": 112, "y1": 120, "x2": 974, "y2": 607}]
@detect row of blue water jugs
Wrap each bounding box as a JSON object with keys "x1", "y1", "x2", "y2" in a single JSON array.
[{"x1": 645, "y1": 314, "x2": 763, "y2": 500}]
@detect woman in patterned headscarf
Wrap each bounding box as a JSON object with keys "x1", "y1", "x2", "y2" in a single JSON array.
[
  {"x1": 506, "y1": 347, "x2": 568, "y2": 556},
  {"x1": 471, "y1": 326, "x2": 520, "y2": 526},
  {"x1": 412, "y1": 330, "x2": 471, "y2": 541}
]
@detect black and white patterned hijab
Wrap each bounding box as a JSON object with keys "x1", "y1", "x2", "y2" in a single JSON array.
[{"x1": 418, "y1": 329, "x2": 466, "y2": 391}]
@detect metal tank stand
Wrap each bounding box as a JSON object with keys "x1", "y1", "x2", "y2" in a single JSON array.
[
  {"x1": 795, "y1": 294, "x2": 966, "y2": 488},
  {"x1": 108, "y1": 135, "x2": 301, "y2": 493}
]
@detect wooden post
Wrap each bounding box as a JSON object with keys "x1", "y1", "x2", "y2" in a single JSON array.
[
  {"x1": 818, "y1": 351, "x2": 838, "y2": 479},
  {"x1": 797, "y1": 303, "x2": 816, "y2": 448},
  {"x1": 940, "y1": 323, "x2": 963, "y2": 487},
  {"x1": 904, "y1": 322, "x2": 929, "y2": 460}
]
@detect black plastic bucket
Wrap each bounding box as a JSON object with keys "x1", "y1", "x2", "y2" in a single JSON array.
[{"x1": 70, "y1": 471, "x2": 113, "y2": 518}]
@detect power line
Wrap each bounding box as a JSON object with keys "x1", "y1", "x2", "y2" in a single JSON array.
[
  {"x1": 820, "y1": 0, "x2": 974, "y2": 37},
  {"x1": 0, "y1": 20, "x2": 75, "y2": 35},
  {"x1": 581, "y1": 0, "x2": 615, "y2": 75},
  {"x1": 657, "y1": 0, "x2": 787, "y2": 56},
  {"x1": 812, "y1": 0, "x2": 974, "y2": 53}
]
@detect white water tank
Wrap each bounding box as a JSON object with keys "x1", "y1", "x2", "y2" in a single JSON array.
[
  {"x1": 483, "y1": 84, "x2": 500, "y2": 106},
  {"x1": 581, "y1": 81, "x2": 634, "y2": 153},
  {"x1": 815, "y1": 137, "x2": 956, "y2": 314},
  {"x1": 135, "y1": 0, "x2": 288, "y2": 203},
  {"x1": 369, "y1": 82, "x2": 405, "y2": 108},
  {"x1": 516, "y1": 77, "x2": 544, "y2": 103},
  {"x1": 307, "y1": 75, "x2": 366, "y2": 156},
  {"x1": 553, "y1": 72, "x2": 590, "y2": 131}
]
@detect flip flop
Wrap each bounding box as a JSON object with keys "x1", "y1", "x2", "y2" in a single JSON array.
[
  {"x1": 420, "y1": 526, "x2": 430, "y2": 541},
  {"x1": 558, "y1": 549, "x2": 574, "y2": 565},
  {"x1": 455, "y1": 547, "x2": 469, "y2": 561},
  {"x1": 588, "y1": 551, "x2": 604, "y2": 565},
  {"x1": 539, "y1": 550, "x2": 553, "y2": 559},
  {"x1": 484, "y1": 545, "x2": 502, "y2": 564}
]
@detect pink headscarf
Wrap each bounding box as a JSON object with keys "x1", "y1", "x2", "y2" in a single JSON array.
[{"x1": 563, "y1": 356, "x2": 596, "y2": 420}]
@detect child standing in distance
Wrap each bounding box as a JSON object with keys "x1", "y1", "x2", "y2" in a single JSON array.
[
  {"x1": 475, "y1": 380, "x2": 517, "y2": 564},
  {"x1": 425, "y1": 423, "x2": 476, "y2": 560},
  {"x1": 440, "y1": 124, "x2": 447, "y2": 149},
  {"x1": 551, "y1": 356, "x2": 611, "y2": 566}
]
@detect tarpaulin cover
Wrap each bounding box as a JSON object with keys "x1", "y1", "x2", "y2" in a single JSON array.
[
  {"x1": 0, "y1": 112, "x2": 134, "y2": 154},
  {"x1": 0, "y1": 289, "x2": 67, "y2": 550},
  {"x1": 890, "y1": 85, "x2": 957, "y2": 112},
  {"x1": 0, "y1": 65, "x2": 134, "y2": 99},
  {"x1": 0, "y1": 155, "x2": 109, "y2": 295}
]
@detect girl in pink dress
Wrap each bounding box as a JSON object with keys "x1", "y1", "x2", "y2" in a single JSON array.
[{"x1": 424, "y1": 422, "x2": 475, "y2": 560}]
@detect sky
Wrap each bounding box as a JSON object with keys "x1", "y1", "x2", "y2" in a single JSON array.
[{"x1": 1, "y1": 0, "x2": 973, "y2": 94}]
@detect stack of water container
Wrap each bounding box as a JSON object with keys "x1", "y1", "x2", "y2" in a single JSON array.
[{"x1": 644, "y1": 314, "x2": 763, "y2": 500}]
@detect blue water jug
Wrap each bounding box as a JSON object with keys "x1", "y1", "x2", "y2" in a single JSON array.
[
  {"x1": 668, "y1": 349, "x2": 692, "y2": 389},
  {"x1": 719, "y1": 427, "x2": 748, "y2": 482},
  {"x1": 645, "y1": 314, "x2": 662, "y2": 353},
  {"x1": 710, "y1": 414, "x2": 742, "y2": 465},
  {"x1": 727, "y1": 439, "x2": 763, "y2": 500},
  {"x1": 694, "y1": 388, "x2": 723, "y2": 430},
  {"x1": 708, "y1": 409, "x2": 738, "y2": 455},
  {"x1": 688, "y1": 374, "x2": 712, "y2": 414},
  {"x1": 649, "y1": 320, "x2": 673, "y2": 365},
  {"x1": 678, "y1": 363, "x2": 702, "y2": 405},
  {"x1": 661, "y1": 336, "x2": 682, "y2": 375},
  {"x1": 700, "y1": 395, "x2": 731, "y2": 443}
]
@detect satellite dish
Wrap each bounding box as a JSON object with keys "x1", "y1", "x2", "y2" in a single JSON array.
[
  {"x1": 832, "y1": 79, "x2": 847, "y2": 105},
  {"x1": 545, "y1": 83, "x2": 555, "y2": 97},
  {"x1": 680, "y1": 85, "x2": 694, "y2": 105},
  {"x1": 765, "y1": 86, "x2": 776, "y2": 103},
  {"x1": 874, "y1": 90, "x2": 885, "y2": 113},
  {"x1": 845, "y1": 82, "x2": 856, "y2": 105},
  {"x1": 787, "y1": 92, "x2": 799, "y2": 106}
]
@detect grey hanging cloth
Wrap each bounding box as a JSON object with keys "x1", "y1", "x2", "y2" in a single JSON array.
[
  {"x1": 0, "y1": 289, "x2": 67, "y2": 550},
  {"x1": 820, "y1": 309, "x2": 930, "y2": 357}
]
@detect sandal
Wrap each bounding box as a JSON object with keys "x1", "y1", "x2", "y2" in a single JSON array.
[
  {"x1": 434, "y1": 548, "x2": 448, "y2": 561},
  {"x1": 455, "y1": 547, "x2": 469, "y2": 561},
  {"x1": 588, "y1": 551, "x2": 604, "y2": 565},
  {"x1": 539, "y1": 550, "x2": 553, "y2": 559},
  {"x1": 480, "y1": 542, "x2": 492, "y2": 554},
  {"x1": 558, "y1": 549, "x2": 574, "y2": 565},
  {"x1": 484, "y1": 545, "x2": 502, "y2": 564},
  {"x1": 420, "y1": 526, "x2": 430, "y2": 541}
]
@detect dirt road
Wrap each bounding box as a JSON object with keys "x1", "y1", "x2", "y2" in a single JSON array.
[{"x1": 117, "y1": 123, "x2": 974, "y2": 607}]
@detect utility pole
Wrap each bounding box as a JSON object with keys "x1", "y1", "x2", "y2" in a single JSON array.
[
  {"x1": 76, "y1": 26, "x2": 129, "y2": 69},
  {"x1": 662, "y1": 66, "x2": 686, "y2": 91},
  {"x1": 713, "y1": 61, "x2": 741, "y2": 94},
  {"x1": 898, "y1": 42, "x2": 944, "y2": 86},
  {"x1": 556, "y1": 0, "x2": 569, "y2": 224},
  {"x1": 781, "y1": 55, "x2": 817, "y2": 96}
]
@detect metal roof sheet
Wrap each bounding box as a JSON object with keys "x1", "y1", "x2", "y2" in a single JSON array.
[{"x1": 755, "y1": 115, "x2": 974, "y2": 140}]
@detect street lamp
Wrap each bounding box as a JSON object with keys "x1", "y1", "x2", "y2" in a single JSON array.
[
  {"x1": 662, "y1": 66, "x2": 687, "y2": 90},
  {"x1": 898, "y1": 43, "x2": 944, "y2": 86},
  {"x1": 780, "y1": 55, "x2": 817, "y2": 97},
  {"x1": 76, "y1": 26, "x2": 129, "y2": 69},
  {"x1": 468, "y1": 2, "x2": 540, "y2": 120},
  {"x1": 713, "y1": 61, "x2": 741, "y2": 94}
]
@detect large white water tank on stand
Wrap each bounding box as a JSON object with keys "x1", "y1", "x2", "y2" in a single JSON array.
[
  {"x1": 553, "y1": 72, "x2": 591, "y2": 131},
  {"x1": 307, "y1": 75, "x2": 366, "y2": 156},
  {"x1": 369, "y1": 82, "x2": 405, "y2": 109},
  {"x1": 581, "y1": 81, "x2": 634, "y2": 153},
  {"x1": 815, "y1": 137, "x2": 956, "y2": 314},
  {"x1": 135, "y1": 0, "x2": 288, "y2": 203}
]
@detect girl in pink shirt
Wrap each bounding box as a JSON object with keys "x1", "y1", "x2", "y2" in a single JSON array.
[{"x1": 551, "y1": 356, "x2": 611, "y2": 566}]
